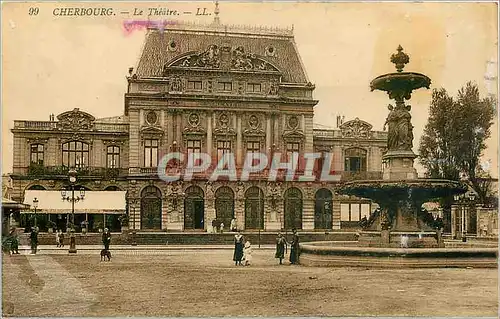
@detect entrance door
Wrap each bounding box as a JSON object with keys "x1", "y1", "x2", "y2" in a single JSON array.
[
  {"x1": 194, "y1": 200, "x2": 204, "y2": 229},
  {"x1": 314, "y1": 188, "x2": 333, "y2": 229},
  {"x1": 184, "y1": 186, "x2": 205, "y2": 230},
  {"x1": 284, "y1": 187, "x2": 303, "y2": 230},
  {"x1": 215, "y1": 186, "x2": 234, "y2": 231},
  {"x1": 140, "y1": 186, "x2": 162, "y2": 230},
  {"x1": 244, "y1": 186, "x2": 264, "y2": 229}
]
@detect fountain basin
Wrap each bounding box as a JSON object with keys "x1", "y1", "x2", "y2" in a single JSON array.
[
  {"x1": 299, "y1": 241, "x2": 498, "y2": 268},
  {"x1": 370, "y1": 72, "x2": 431, "y2": 93}
]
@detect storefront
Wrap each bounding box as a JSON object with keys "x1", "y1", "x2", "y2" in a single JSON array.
[{"x1": 22, "y1": 190, "x2": 126, "y2": 232}]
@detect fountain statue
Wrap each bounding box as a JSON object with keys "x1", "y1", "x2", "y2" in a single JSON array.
[{"x1": 339, "y1": 46, "x2": 467, "y2": 248}]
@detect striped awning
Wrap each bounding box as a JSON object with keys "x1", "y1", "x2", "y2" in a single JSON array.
[{"x1": 22, "y1": 190, "x2": 126, "y2": 214}]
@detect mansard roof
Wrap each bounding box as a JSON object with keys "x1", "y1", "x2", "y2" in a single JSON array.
[{"x1": 135, "y1": 23, "x2": 309, "y2": 84}]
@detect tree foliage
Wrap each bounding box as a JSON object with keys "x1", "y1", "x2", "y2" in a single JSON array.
[{"x1": 419, "y1": 82, "x2": 496, "y2": 204}]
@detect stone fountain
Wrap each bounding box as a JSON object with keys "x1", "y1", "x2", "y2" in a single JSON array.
[
  {"x1": 339, "y1": 46, "x2": 467, "y2": 248},
  {"x1": 298, "y1": 47, "x2": 497, "y2": 267}
]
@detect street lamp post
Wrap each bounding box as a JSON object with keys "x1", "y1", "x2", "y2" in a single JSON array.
[
  {"x1": 129, "y1": 198, "x2": 138, "y2": 246},
  {"x1": 61, "y1": 168, "x2": 85, "y2": 253},
  {"x1": 32, "y1": 197, "x2": 39, "y2": 228},
  {"x1": 454, "y1": 192, "x2": 476, "y2": 242}
]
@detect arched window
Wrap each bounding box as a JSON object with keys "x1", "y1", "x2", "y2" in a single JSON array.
[
  {"x1": 62, "y1": 141, "x2": 89, "y2": 168},
  {"x1": 30, "y1": 144, "x2": 44, "y2": 165},
  {"x1": 104, "y1": 186, "x2": 121, "y2": 191},
  {"x1": 344, "y1": 148, "x2": 367, "y2": 172},
  {"x1": 27, "y1": 185, "x2": 46, "y2": 190}
]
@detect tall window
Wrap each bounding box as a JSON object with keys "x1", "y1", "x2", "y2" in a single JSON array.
[
  {"x1": 218, "y1": 82, "x2": 232, "y2": 92},
  {"x1": 144, "y1": 139, "x2": 158, "y2": 167},
  {"x1": 30, "y1": 144, "x2": 44, "y2": 165},
  {"x1": 186, "y1": 140, "x2": 201, "y2": 155},
  {"x1": 217, "y1": 140, "x2": 232, "y2": 163},
  {"x1": 286, "y1": 142, "x2": 300, "y2": 160},
  {"x1": 344, "y1": 148, "x2": 367, "y2": 172},
  {"x1": 247, "y1": 83, "x2": 262, "y2": 93},
  {"x1": 247, "y1": 141, "x2": 260, "y2": 154},
  {"x1": 187, "y1": 80, "x2": 202, "y2": 90},
  {"x1": 62, "y1": 141, "x2": 89, "y2": 168},
  {"x1": 107, "y1": 146, "x2": 120, "y2": 168}
]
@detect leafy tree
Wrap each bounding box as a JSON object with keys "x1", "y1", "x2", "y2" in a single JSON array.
[{"x1": 419, "y1": 82, "x2": 496, "y2": 204}]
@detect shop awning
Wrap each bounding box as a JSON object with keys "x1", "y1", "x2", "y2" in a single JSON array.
[
  {"x1": 2, "y1": 197, "x2": 30, "y2": 209},
  {"x1": 22, "y1": 190, "x2": 126, "y2": 214}
]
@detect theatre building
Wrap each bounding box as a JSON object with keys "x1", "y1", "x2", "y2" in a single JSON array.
[{"x1": 9, "y1": 21, "x2": 387, "y2": 233}]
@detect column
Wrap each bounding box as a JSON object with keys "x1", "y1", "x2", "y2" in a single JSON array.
[
  {"x1": 266, "y1": 117, "x2": 271, "y2": 152},
  {"x1": 274, "y1": 115, "x2": 280, "y2": 147},
  {"x1": 236, "y1": 116, "x2": 242, "y2": 167},
  {"x1": 207, "y1": 113, "x2": 212, "y2": 155},
  {"x1": 128, "y1": 109, "x2": 140, "y2": 173},
  {"x1": 332, "y1": 199, "x2": 341, "y2": 230},
  {"x1": 451, "y1": 205, "x2": 457, "y2": 239}
]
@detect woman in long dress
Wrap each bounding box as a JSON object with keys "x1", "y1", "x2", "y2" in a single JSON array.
[
  {"x1": 289, "y1": 229, "x2": 300, "y2": 265},
  {"x1": 243, "y1": 240, "x2": 252, "y2": 266},
  {"x1": 233, "y1": 232, "x2": 244, "y2": 266},
  {"x1": 275, "y1": 232, "x2": 287, "y2": 265}
]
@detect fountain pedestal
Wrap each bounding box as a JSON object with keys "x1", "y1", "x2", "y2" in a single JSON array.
[{"x1": 382, "y1": 150, "x2": 418, "y2": 180}]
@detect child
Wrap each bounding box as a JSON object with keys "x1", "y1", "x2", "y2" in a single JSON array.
[{"x1": 243, "y1": 240, "x2": 252, "y2": 266}]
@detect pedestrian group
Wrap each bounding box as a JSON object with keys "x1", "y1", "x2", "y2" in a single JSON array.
[{"x1": 233, "y1": 228, "x2": 300, "y2": 266}]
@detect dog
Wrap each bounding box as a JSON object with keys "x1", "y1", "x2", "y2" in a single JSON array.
[{"x1": 100, "y1": 249, "x2": 111, "y2": 261}]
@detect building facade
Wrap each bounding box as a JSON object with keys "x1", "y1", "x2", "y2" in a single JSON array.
[{"x1": 9, "y1": 22, "x2": 387, "y2": 232}]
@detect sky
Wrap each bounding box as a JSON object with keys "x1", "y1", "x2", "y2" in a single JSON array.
[{"x1": 2, "y1": 1, "x2": 498, "y2": 177}]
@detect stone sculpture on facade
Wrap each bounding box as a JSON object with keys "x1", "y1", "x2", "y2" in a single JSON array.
[
  {"x1": 57, "y1": 108, "x2": 95, "y2": 131},
  {"x1": 172, "y1": 45, "x2": 221, "y2": 69},
  {"x1": 169, "y1": 76, "x2": 184, "y2": 93},
  {"x1": 340, "y1": 118, "x2": 372, "y2": 139}
]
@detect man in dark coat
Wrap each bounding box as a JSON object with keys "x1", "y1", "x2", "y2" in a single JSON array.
[
  {"x1": 275, "y1": 232, "x2": 287, "y2": 265},
  {"x1": 102, "y1": 228, "x2": 111, "y2": 251},
  {"x1": 30, "y1": 227, "x2": 38, "y2": 254},
  {"x1": 289, "y1": 229, "x2": 299, "y2": 265}
]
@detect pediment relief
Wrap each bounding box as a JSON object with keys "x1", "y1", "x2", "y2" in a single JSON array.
[
  {"x1": 56, "y1": 108, "x2": 95, "y2": 131},
  {"x1": 282, "y1": 130, "x2": 305, "y2": 139},
  {"x1": 183, "y1": 126, "x2": 206, "y2": 136},
  {"x1": 231, "y1": 46, "x2": 280, "y2": 72},
  {"x1": 140, "y1": 126, "x2": 164, "y2": 135},
  {"x1": 339, "y1": 118, "x2": 373, "y2": 139},
  {"x1": 168, "y1": 45, "x2": 221, "y2": 70},
  {"x1": 165, "y1": 45, "x2": 280, "y2": 73},
  {"x1": 213, "y1": 126, "x2": 236, "y2": 136},
  {"x1": 243, "y1": 128, "x2": 265, "y2": 137}
]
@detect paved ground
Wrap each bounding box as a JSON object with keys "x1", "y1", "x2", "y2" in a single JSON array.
[{"x1": 2, "y1": 248, "x2": 498, "y2": 317}]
